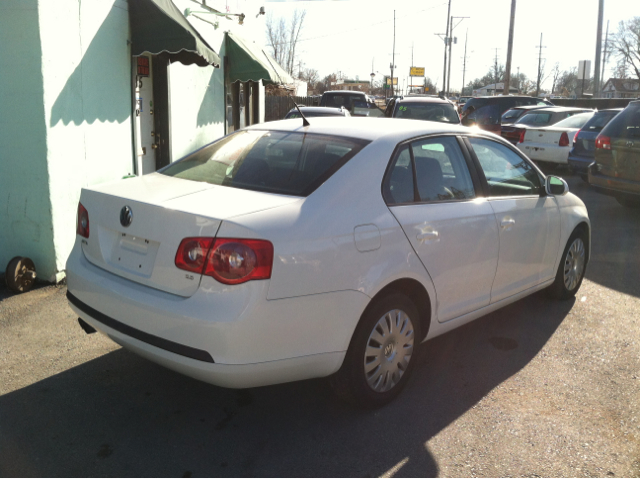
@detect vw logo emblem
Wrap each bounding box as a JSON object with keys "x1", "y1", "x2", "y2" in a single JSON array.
[{"x1": 120, "y1": 206, "x2": 133, "y2": 227}]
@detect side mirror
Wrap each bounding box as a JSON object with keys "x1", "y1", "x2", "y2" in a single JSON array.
[{"x1": 546, "y1": 175, "x2": 569, "y2": 196}]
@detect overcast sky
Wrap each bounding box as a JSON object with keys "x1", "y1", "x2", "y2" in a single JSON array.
[{"x1": 239, "y1": 0, "x2": 638, "y2": 93}]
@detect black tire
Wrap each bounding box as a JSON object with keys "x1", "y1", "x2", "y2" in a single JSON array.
[
  {"x1": 548, "y1": 228, "x2": 588, "y2": 300},
  {"x1": 616, "y1": 197, "x2": 640, "y2": 208},
  {"x1": 579, "y1": 174, "x2": 589, "y2": 183},
  {"x1": 330, "y1": 293, "x2": 421, "y2": 408},
  {"x1": 5, "y1": 256, "x2": 37, "y2": 294}
]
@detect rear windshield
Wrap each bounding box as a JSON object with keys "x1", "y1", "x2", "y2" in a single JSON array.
[
  {"x1": 581, "y1": 111, "x2": 620, "y2": 132},
  {"x1": 160, "y1": 130, "x2": 369, "y2": 197},
  {"x1": 502, "y1": 109, "x2": 525, "y2": 121},
  {"x1": 321, "y1": 93, "x2": 366, "y2": 109},
  {"x1": 553, "y1": 113, "x2": 594, "y2": 129},
  {"x1": 602, "y1": 104, "x2": 640, "y2": 139},
  {"x1": 516, "y1": 112, "x2": 552, "y2": 125},
  {"x1": 394, "y1": 102, "x2": 460, "y2": 123}
]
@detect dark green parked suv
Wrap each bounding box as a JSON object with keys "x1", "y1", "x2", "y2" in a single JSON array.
[{"x1": 588, "y1": 100, "x2": 640, "y2": 207}]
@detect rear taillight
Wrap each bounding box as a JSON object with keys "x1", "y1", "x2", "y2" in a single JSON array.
[
  {"x1": 573, "y1": 130, "x2": 580, "y2": 145},
  {"x1": 175, "y1": 237, "x2": 273, "y2": 285},
  {"x1": 205, "y1": 239, "x2": 273, "y2": 285},
  {"x1": 595, "y1": 134, "x2": 611, "y2": 150},
  {"x1": 77, "y1": 202, "x2": 90, "y2": 238},
  {"x1": 175, "y1": 237, "x2": 214, "y2": 274},
  {"x1": 518, "y1": 129, "x2": 526, "y2": 144},
  {"x1": 559, "y1": 131, "x2": 570, "y2": 147}
]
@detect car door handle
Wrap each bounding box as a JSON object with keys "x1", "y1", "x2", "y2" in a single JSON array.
[
  {"x1": 500, "y1": 218, "x2": 516, "y2": 229},
  {"x1": 417, "y1": 231, "x2": 439, "y2": 241}
]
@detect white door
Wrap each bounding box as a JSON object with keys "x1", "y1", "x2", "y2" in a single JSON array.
[
  {"x1": 466, "y1": 137, "x2": 560, "y2": 303},
  {"x1": 134, "y1": 56, "x2": 156, "y2": 175},
  {"x1": 386, "y1": 136, "x2": 499, "y2": 323}
]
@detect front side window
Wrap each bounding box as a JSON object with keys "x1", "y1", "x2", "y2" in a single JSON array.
[
  {"x1": 468, "y1": 137, "x2": 542, "y2": 197},
  {"x1": 161, "y1": 130, "x2": 369, "y2": 197},
  {"x1": 517, "y1": 113, "x2": 552, "y2": 125}
]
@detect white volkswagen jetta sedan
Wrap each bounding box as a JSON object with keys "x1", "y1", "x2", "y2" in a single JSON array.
[{"x1": 66, "y1": 117, "x2": 589, "y2": 407}]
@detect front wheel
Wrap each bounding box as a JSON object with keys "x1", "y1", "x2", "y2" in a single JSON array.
[
  {"x1": 330, "y1": 293, "x2": 421, "y2": 408},
  {"x1": 548, "y1": 229, "x2": 588, "y2": 300}
]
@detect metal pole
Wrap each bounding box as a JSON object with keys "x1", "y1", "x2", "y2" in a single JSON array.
[
  {"x1": 593, "y1": 0, "x2": 604, "y2": 97},
  {"x1": 442, "y1": 0, "x2": 452, "y2": 95},
  {"x1": 602, "y1": 20, "x2": 610, "y2": 86},
  {"x1": 446, "y1": 16, "x2": 453, "y2": 96},
  {"x1": 503, "y1": 0, "x2": 516, "y2": 95},
  {"x1": 461, "y1": 30, "x2": 468, "y2": 96},
  {"x1": 410, "y1": 43, "x2": 413, "y2": 95},
  {"x1": 536, "y1": 33, "x2": 543, "y2": 97},
  {"x1": 391, "y1": 10, "x2": 396, "y2": 97}
]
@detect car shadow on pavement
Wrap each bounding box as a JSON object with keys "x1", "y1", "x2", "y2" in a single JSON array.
[
  {"x1": 0, "y1": 292, "x2": 573, "y2": 477},
  {"x1": 565, "y1": 177, "x2": 640, "y2": 299}
]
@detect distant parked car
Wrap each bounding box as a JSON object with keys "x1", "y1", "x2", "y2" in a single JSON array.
[
  {"x1": 385, "y1": 96, "x2": 460, "y2": 124},
  {"x1": 501, "y1": 107, "x2": 593, "y2": 145},
  {"x1": 517, "y1": 112, "x2": 595, "y2": 166},
  {"x1": 588, "y1": 100, "x2": 640, "y2": 207},
  {"x1": 567, "y1": 108, "x2": 623, "y2": 181},
  {"x1": 284, "y1": 106, "x2": 350, "y2": 119},
  {"x1": 461, "y1": 96, "x2": 553, "y2": 133}
]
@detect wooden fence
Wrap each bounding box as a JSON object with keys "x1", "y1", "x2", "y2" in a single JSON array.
[{"x1": 265, "y1": 96, "x2": 316, "y2": 122}]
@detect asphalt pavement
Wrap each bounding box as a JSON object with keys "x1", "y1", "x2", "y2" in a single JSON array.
[{"x1": 0, "y1": 172, "x2": 639, "y2": 477}]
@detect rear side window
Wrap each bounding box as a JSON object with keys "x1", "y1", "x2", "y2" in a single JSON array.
[
  {"x1": 383, "y1": 136, "x2": 476, "y2": 204},
  {"x1": 517, "y1": 113, "x2": 552, "y2": 125},
  {"x1": 161, "y1": 130, "x2": 369, "y2": 197},
  {"x1": 502, "y1": 109, "x2": 524, "y2": 121},
  {"x1": 602, "y1": 105, "x2": 640, "y2": 139}
]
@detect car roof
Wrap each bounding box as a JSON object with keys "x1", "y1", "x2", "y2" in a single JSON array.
[
  {"x1": 527, "y1": 106, "x2": 593, "y2": 113},
  {"x1": 396, "y1": 96, "x2": 452, "y2": 104},
  {"x1": 245, "y1": 117, "x2": 478, "y2": 143},
  {"x1": 287, "y1": 106, "x2": 346, "y2": 114},
  {"x1": 506, "y1": 105, "x2": 549, "y2": 111},
  {"x1": 321, "y1": 90, "x2": 366, "y2": 95}
]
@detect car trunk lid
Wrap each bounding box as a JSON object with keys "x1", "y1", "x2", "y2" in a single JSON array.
[{"x1": 79, "y1": 173, "x2": 299, "y2": 297}]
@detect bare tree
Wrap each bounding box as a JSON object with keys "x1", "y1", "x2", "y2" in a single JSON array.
[
  {"x1": 551, "y1": 62, "x2": 561, "y2": 94},
  {"x1": 265, "y1": 10, "x2": 306, "y2": 77},
  {"x1": 611, "y1": 17, "x2": 640, "y2": 80},
  {"x1": 299, "y1": 67, "x2": 319, "y2": 91}
]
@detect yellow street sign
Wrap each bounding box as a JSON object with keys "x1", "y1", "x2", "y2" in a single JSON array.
[{"x1": 410, "y1": 67, "x2": 425, "y2": 76}]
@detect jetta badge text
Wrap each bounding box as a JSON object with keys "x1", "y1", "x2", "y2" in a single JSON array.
[{"x1": 120, "y1": 206, "x2": 133, "y2": 227}]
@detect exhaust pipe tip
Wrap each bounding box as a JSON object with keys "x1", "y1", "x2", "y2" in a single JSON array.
[{"x1": 78, "y1": 317, "x2": 97, "y2": 334}]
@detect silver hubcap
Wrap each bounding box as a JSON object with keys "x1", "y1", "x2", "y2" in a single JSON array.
[
  {"x1": 364, "y1": 309, "x2": 415, "y2": 393},
  {"x1": 563, "y1": 238, "x2": 586, "y2": 291}
]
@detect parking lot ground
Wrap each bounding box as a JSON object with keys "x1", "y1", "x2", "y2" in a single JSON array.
[{"x1": 1, "y1": 173, "x2": 639, "y2": 477}]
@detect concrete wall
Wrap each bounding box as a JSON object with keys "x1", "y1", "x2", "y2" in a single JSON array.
[
  {"x1": 0, "y1": 1, "x2": 56, "y2": 281},
  {"x1": 39, "y1": 0, "x2": 133, "y2": 281}
]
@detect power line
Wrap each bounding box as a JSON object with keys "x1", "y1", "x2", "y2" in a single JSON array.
[{"x1": 266, "y1": 2, "x2": 448, "y2": 48}]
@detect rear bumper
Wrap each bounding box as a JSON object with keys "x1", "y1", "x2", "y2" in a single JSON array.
[
  {"x1": 518, "y1": 143, "x2": 569, "y2": 164},
  {"x1": 65, "y1": 241, "x2": 368, "y2": 388},
  {"x1": 567, "y1": 154, "x2": 594, "y2": 173},
  {"x1": 588, "y1": 164, "x2": 640, "y2": 199}
]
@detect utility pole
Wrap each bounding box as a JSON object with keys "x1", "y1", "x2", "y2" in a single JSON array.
[
  {"x1": 535, "y1": 33, "x2": 546, "y2": 97},
  {"x1": 441, "y1": 0, "x2": 452, "y2": 95},
  {"x1": 503, "y1": 0, "x2": 517, "y2": 95},
  {"x1": 593, "y1": 0, "x2": 604, "y2": 97},
  {"x1": 461, "y1": 30, "x2": 468, "y2": 96},
  {"x1": 391, "y1": 10, "x2": 396, "y2": 97},
  {"x1": 517, "y1": 66, "x2": 520, "y2": 93},
  {"x1": 410, "y1": 43, "x2": 414, "y2": 95},
  {"x1": 494, "y1": 48, "x2": 499, "y2": 95},
  {"x1": 446, "y1": 16, "x2": 468, "y2": 96},
  {"x1": 602, "y1": 20, "x2": 610, "y2": 84}
]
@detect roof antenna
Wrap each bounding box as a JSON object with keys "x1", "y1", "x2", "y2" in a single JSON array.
[
  {"x1": 291, "y1": 98, "x2": 310, "y2": 127},
  {"x1": 261, "y1": 48, "x2": 310, "y2": 127}
]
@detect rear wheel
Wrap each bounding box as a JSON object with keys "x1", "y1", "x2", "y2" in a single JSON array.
[
  {"x1": 330, "y1": 293, "x2": 421, "y2": 408},
  {"x1": 548, "y1": 229, "x2": 588, "y2": 300}
]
